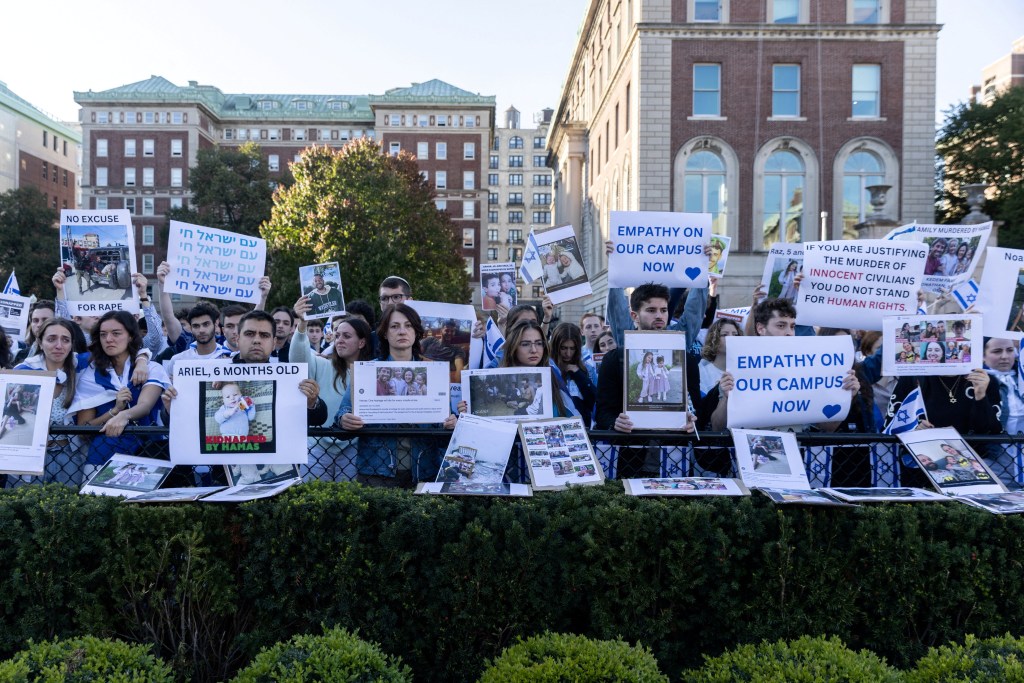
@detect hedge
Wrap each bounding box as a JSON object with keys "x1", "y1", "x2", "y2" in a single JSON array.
[
  {"x1": 4, "y1": 482, "x2": 1024, "y2": 681},
  {"x1": 0, "y1": 635, "x2": 174, "y2": 682},
  {"x1": 478, "y1": 631, "x2": 667, "y2": 682}
]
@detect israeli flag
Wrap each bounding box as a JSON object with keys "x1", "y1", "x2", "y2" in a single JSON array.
[
  {"x1": 952, "y1": 279, "x2": 979, "y2": 311},
  {"x1": 519, "y1": 230, "x2": 543, "y2": 284},
  {"x1": 3, "y1": 270, "x2": 19, "y2": 296},
  {"x1": 484, "y1": 317, "x2": 505, "y2": 366},
  {"x1": 883, "y1": 387, "x2": 927, "y2": 435}
]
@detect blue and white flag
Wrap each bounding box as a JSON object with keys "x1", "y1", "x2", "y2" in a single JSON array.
[
  {"x1": 484, "y1": 317, "x2": 505, "y2": 366},
  {"x1": 519, "y1": 230, "x2": 543, "y2": 284},
  {"x1": 883, "y1": 387, "x2": 927, "y2": 435},
  {"x1": 3, "y1": 270, "x2": 19, "y2": 296},
  {"x1": 952, "y1": 279, "x2": 979, "y2": 311}
]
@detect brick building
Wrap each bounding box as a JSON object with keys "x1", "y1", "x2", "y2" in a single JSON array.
[
  {"x1": 548, "y1": 0, "x2": 939, "y2": 314},
  {"x1": 74, "y1": 77, "x2": 494, "y2": 290}
]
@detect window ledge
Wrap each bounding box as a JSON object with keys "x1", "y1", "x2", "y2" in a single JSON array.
[
  {"x1": 687, "y1": 115, "x2": 728, "y2": 121},
  {"x1": 768, "y1": 116, "x2": 807, "y2": 121},
  {"x1": 847, "y1": 116, "x2": 887, "y2": 122}
]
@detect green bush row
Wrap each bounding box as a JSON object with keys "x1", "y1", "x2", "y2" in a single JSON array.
[{"x1": 4, "y1": 482, "x2": 1024, "y2": 681}]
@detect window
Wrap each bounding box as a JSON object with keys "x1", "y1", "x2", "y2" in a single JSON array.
[
  {"x1": 436, "y1": 171, "x2": 447, "y2": 189},
  {"x1": 268, "y1": 155, "x2": 279, "y2": 172},
  {"x1": 464, "y1": 142, "x2": 475, "y2": 160},
  {"x1": 488, "y1": 173, "x2": 499, "y2": 185},
  {"x1": 693, "y1": 64, "x2": 721, "y2": 116},
  {"x1": 39, "y1": 162, "x2": 47, "y2": 181},
  {"x1": 143, "y1": 111, "x2": 155, "y2": 124},
  {"x1": 437, "y1": 115, "x2": 448, "y2": 127},
  {"x1": 534, "y1": 174, "x2": 552, "y2": 186},
  {"x1": 693, "y1": 0, "x2": 721, "y2": 21},
  {"x1": 420, "y1": 171, "x2": 429, "y2": 183},
  {"x1": 237, "y1": 129, "x2": 249, "y2": 141},
  {"x1": 772, "y1": 0, "x2": 800, "y2": 23},
  {"x1": 142, "y1": 225, "x2": 155, "y2": 245},
  {"x1": 171, "y1": 139, "x2": 182, "y2": 157},
  {"x1": 841, "y1": 150, "x2": 884, "y2": 233},
  {"x1": 142, "y1": 198, "x2": 155, "y2": 216},
  {"x1": 852, "y1": 0, "x2": 881, "y2": 23},
  {"x1": 509, "y1": 136, "x2": 524, "y2": 149},
  {"x1": 533, "y1": 211, "x2": 551, "y2": 223},
  {"x1": 463, "y1": 171, "x2": 475, "y2": 190},
  {"x1": 487, "y1": 248, "x2": 498, "y2": 260},
  {"x1": 97, "y1": 112, "x2": 109, "y2": 124},
  {"x1": 96, "y1": 139, "x2": 108, "y2": 157},
  {"x1": 42, "y1": 131, "x2": 47, "y2": 147},
  {"x1": 295, "y1": 100, "x2": 309, "y2": 111},
  {"x1": 852, "y1": 65, "x2": 881, "y2": 117},
  {"x1": 294, "y1": 128, "x2": 306, "y2": 141},
  {"x1": 533, "y1": 193, "x2": 551, "y2": 205},
  {"x1": 417, "y1": 142, "x2": 428, "y2": 159},
  {"x1": 489, "y1": 211, "x2": 499, "y2": 223},
  {"x1": 159, "y1": 112, "x2": 168, "y2": 124},
  {"x1": 143, "y1": 139, "x2": 154, "y2": 157},
  {"x1": 268, "y1": 129, "x2": 280, "y2": 141},
  {"x1": 533, "y1": 136, "x2": 546, "y2": 149},
  {"x1": 142, "y1": 254, "x2": 155, "y2": 274},
  {"x1": 463, "y1": 227, "x2": 475, "y2": 246},
  {"x1": 533, "y1": 155, "x2": 546, "y2": 166},
  {"x1": 171, "y1": 112, "x2": 183, "y2": 124},
  {"x1": 389, "y1": 142, "x2": 400, "y2": 156},
  {"x1": 772, "y1": 65, "x2": 801, "y2": 117},
  {"x1": 124, "y1": 198, "x2": 135, "y2": 214},
  {"x1": 63, "y1": 140, "x2": 67, "y2": 156},
  {"x1": 492, "y1": 137, "x2": 500, "y2": 151},
  {"x1": 509, "y1": 229, "x2": 523, "y2": 242},
  {"x1": 489, "y1": 155, "x2": 499, "y2": 169},
  {"x1": 489, "y1": 192, "x2": 499, "y2": 205},
  {"x1": 124, "y1": 168, "x2": 136, "y2": 186},
  {"x1": 62, "y1": 170, "x2": 68, "y2": 187},
  {"x1": 318, "y1": 129, "x2": 330, "y2": 141},
  {"x1": 167, "y1": 168, "x2": 181, "y2": 187},
  {"x1": 463, "y1": 201, "x2": 475, "y2": 219},
  {"x1": 95, "y1": 197, "x2": 107, "y2": 210},
  {"x1": 124, "y1": 139, "x2": 136, "y2": 157},
  {"x1": 435, "y1": 199, "x2": 447, "y2": 211},
  {"x1": 143, "y1": 168, "x2": 154, "y2": 187},
  {"x1": 169, "y1": 197, "x2": 183, "y2": 210},
  {"x1": 508, "y1": 247, "x2": 522, "y2": 261},
  {"x1": 509, "y1": 174, "x2": 524, "y2": 186},
  {"x1": 224, "y1": 129, "x2": 234, "y2": 140},
  {"x1": 508, "y1": 192, "x2": 524, "y2": 205},
  {"x1": 436, "y1": 142, "x2": 447, "y2": 159},
  {"x1": 488, "y1": 229, "x2": 499, "y2": 241},
  {"x1": 96, "y1": 168, "x2": 108, "y2": 187},
  {"x1": 762, "y1": 149, "x2": 805, "y2": 248},
  {"x1": 509, "y1": 155, "x2": 524, "y2": 168},
  {"x1": 625, "y1": 82, "x2": 631, "y2": 131},
  {"x1": 684, "y1": 150, "x2": 727, "y2": 234}
]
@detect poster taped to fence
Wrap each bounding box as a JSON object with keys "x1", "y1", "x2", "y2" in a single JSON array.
[
  {"x1": 796, "y1": 240, "x2": 926, "y2": 330},
  {"x1": 59, "y1": 209, "x2": 139, "y2": 315},
  {"x1": 884, "y1": 221, "x2": 991, "y2": 293},
  {"x1": 0, "y1": 294, "x2": 29, "y2": 344},
  {"x1": 882, "y1": 314, "x2": 981, "y2": 376},
  {"x1": 897, "y1": 426, "x2": 1005, "y2": 496},
  {"x1": 622, "y1": 330, "x2": 689, "y2": 430},
  {"x1": 80, "y1": 454, "x2": 174, "y2": 498},
  {"x1": 623, "y1": 477, "x2": 749, "y2": 497},
  {"x1": 436, "y1": 413, "x2": 518, "y2": 485},
  {"x1": 726, "y1": 335, "x2": 853, "y2": 429},
  {"x1": 730, "y1": 428, "x2": 810, "y2": 490},
  {"x1": 163, "y1": 221, "x2": 266, "y2": 305},
  {"x1": 607, "y1": 211, "x2": 711, "y2": 288},
  {"x1": 532, "y1": 225, "x2": 592, "y2": 305},
  {"x1": 406, "y1": 300, "x2": 483, "y2": 384},
  {"x1": 521, "y1": 417, "x2": 604, "y2": 490},
  {"x1": 461, "y1": 366, "x2": 553, "y2": 423},
  {"x1": 0, "y1": 371, "x2": 56, "y2": 476},
  {"x1": 169, "y1": 361, "x2": 308, "y2": 465},
  {"x1": 352, "y1": 360, "x2": 450, "y2": 424},
  {"x1": 978, "y1": 247, "x2": 1024, "y2": 340}
]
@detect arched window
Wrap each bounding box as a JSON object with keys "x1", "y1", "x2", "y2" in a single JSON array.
[
  {"x1": 762, "y1": 150, "x2": 805, "y2": 249},
  {"x1": 841, "y1": 151, "x2": 884, "y2": 234},
  {"x1": 831, "y1": 138, "x2": 898, "y2": 240},
  {"x1": 684, "y1": 150, "x2": 727, "y2": 234}
]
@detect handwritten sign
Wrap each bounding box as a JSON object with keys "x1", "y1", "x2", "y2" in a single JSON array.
[
  {"x1": 163, "y1": 221, "x2": 266, "y2": 304},
  {"x1": 796, "y1": 239, "x2": 926, "y2": 330},
  {"x1": 608, "y1": 211, "x2": 711, "y2": 288},
  {"x1": 726, "y1": 335, "x2": 853, "y2": 429}
]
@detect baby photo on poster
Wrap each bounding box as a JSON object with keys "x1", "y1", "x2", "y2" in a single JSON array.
[{"x1": 199, "y1": 380, "x2": 276, "y2": 455}]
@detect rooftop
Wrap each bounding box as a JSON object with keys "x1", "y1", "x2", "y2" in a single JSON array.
[{"x1": 0, "y1": 81, "x2": 81, "y2": 140}]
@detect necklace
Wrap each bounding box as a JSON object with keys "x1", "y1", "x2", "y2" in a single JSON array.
[{"x1": 936, "y1": 376, "x2": 960, "y2": 404}]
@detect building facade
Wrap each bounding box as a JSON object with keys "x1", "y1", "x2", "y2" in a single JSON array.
[
  {"x1": 0, "y1": 81, "x2": 80, "y2": 211},
  {"x1": 548, "y1": 0, "x2": 939, "y2": 313},
  {"x1": 74, "y1": 77, "x2": 494, "y2": 288},
  {"x1": 973, "y1": 35, "x2": 1024, "y2": 103}
]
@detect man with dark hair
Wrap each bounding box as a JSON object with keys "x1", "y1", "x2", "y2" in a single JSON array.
[
  {"x1": 308, "y1": 271, "x2": 343, "y2": 317},
  {"x1": 166, "y1": 302, "x2": 231, "y2": 373},
  {"x1": 751, "y1": 297, "x2": 798, "y2": 337},
  {"x1": 378, "y1": 275, "x2": 412, "y2": 312},
  {"x1": 219, "y1": 304, "x2": 249, "y2": 354},
  {"x1": 271, "y1": 306, "x2": 295, "y2": 362},
  {"x1": 306, "y1": 318, "x2": 326, "y2": 352}
]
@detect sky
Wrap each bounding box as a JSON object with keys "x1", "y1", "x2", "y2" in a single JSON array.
[{"x1": 0, "y1": 0, "x2": 1020, "y2": 128}]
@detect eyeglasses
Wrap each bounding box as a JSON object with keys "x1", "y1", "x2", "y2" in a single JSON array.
[
  {"x1": 379, "y1": 294, "x2": 408, "y2": 304},
  {"x1": 518, "y1": 341, "x2": 546, "y2": 349}
]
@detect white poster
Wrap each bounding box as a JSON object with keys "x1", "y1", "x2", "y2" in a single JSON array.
[
  {"x1": 708, "y1": 234, "x2": 731, "y2": 280},
  {"x1": 979, "y1": 247, "x2": 1024, "y2": 340},
  {"x1": 0, "y1": 294, "x2": 29, "y2": 344},
  {"x1": 622, "y1": 330, "x2": 689, "y2": 430},
  {"x1": 80, "y1": 455, "x2": 174, "y2": 498},
  {"x1": 406, "y1": 300, "x2": 483, "y2": 385},
  {"x1": 885, "y1": 221, "x2": 992, "y2": 293},
  {"x1": 59, "y1": 209, "x2": 139, "y2": 315},
  {"x1": 882, "y1": 314, "x2": 981, "y2": 377},
  {"x1": 607, "y1": 211, "x2": 711, "y2": 288},
  {"x1": 714, "y1": 307, "x2": 749, "y2": 324},
  {"x1": 623, "y1": 477, "x2": 749, "y2": 497},
  {"x1": 520, "y1": 417, "x2": 603, "y2": 490},
  {"x1": 352, "y1": 361, "x2": 450, "y2": 424},
  {"x1": 163, "y1": 220, "x2": 266, "y2": 305},
  {"x1": 726, "y1": 335, "x2": 853, "y2": 429},
  {"x1": 730, "y1": 428, "x2": 810, "y2": 490},
  {"x1": 169, "y1": 361, "x2": 308, "y2": 465},
  {"x1": 0, "y1": 372, "x2": 56, "y2": 475},
  {"x1": 534, "y1": 224, "x2": 592, "y2": 305},
  {"x1": 797, "y1": 240, "x2": 926, "y2": 330},
  {"x1": 461, "y1": 367, "x2": 553, "y2": 423},
  {"x1": 299, "y1": 262, "x2": 345, "y2": 320},
  {"x1": 760, "y1": 242, "x2": 803, "y2": 301},
  {"x1": 897, "y1": 426, "x2": 1005, "y2": 496},
  {"x1": 436, "y1": 414, "x2": 518, "y2": 484},
  {"x1": 201, "y1": 477, "x2": 302, "y2": 502},
  {"x1": 479, "y1": 262, "x2": 518, "y2": 311}
]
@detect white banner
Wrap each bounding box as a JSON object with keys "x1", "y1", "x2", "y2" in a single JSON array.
[
  {"x1": 885, "y1": 221, "x2": 992, "y2": 293},
  {"x1": 726, "y1": 335, "x2": 853, "y2": 429},
  {"x1": 170, "y1": 361, "x2": 308, "y2": 465},
  {"x1": 882, "y1": 314, "x2": 981, "y2": 377},
  {"x1": 979, "y1": 247, "x2": 1024, "y2": 340},
  {"x1": 797, "y1": 239, "x2": 926, "y2": 330},
  {"x1": 352, "y1": 361, "x2": 451, "y2": 424},
  {"x1": 0, "y1": 372, "x2": 56, "y2": 475},
  {"x1": 59, "y1": 210, "x2": 139, "y2": 315},
  {"x1": 607, "y1": 211, "x2": 711, "y2": 288},
  {"x1": 163, "y1": 221, "x2": 266, "y2": 304}
]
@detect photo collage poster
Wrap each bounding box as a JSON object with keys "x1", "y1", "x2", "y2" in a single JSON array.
[
  {"x1": 882, "y1": 314, "x2": 981, "y2": 376},
  {"x1": 622, "y1": 330, "x2": 689, "y2": 430},
  {"x1": 885, "y1": 221, "x2": 991, "y2": 294},
  {"x1": 461, "y1": 366, "x2": 553, "y2": 423},
  {"x1": 59, "y1": 209, "x2": 139, "y2": 315},
  {"x1": 521, "y1": 417, "x2": 603, "y2": 490},
  {"x1": 0, "y1": 371, "x2": 57, "y2": 476},
  {"x1": 352, "y1": 361, "x2": 451, "y2": 424},
  {"x1": 299, "y1": 261, "x2": 346, "y2": 320}
]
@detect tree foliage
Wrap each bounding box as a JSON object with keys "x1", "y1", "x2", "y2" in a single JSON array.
[
  {"x1": 0, "y1": 187, "x2": 58, "y2": 297},
  {"x1": 166, "y1": 141, "x2": 284, "y2": 238},
  {"x1": 261, "y1": 139, "x2": 470, "y2": 309},
  {"x1": 936, "y1": 86, "x2": 1024, "y2": 246}
]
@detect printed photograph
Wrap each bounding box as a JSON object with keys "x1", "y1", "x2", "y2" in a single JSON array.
[
  {"x1": 923, "y1": 236, "x2": 982, "y2": 278},
  {"x1": 708, "y1": 235, "x2": 731, "y2": 279},
  {"x1": 89, "y1": 460, "x2": 172, "y2": 493},
  {"x1": 552, "y1": 459, "x2": 574, "y2": 476},
  {"x1": 894, "y1": 319, "x2": 973, "y2": 366},
  {"x1": 467, "y1": 371, "x2": 545, "y2": 418},
  {"x1": 640, "y1": 478, "x2": 730, "y2": 492},
  {"x1": 825, "y1": 487, "x2": 948, "y2": 502},
  {"x1": 766, "y1": 256, "x2": 803, "y2": 300},
  {"x1": 300, "y1": 262, "x2": 346, "y2": 319},
  {"x1": 440, "y1": 482, "x2": 513, "y2": 495},
  {"x1": 759, "y1": 488, "x2": 847, "y2": 506},
  {"x1": 0, "y1": 383, "x2": 40, "y2": 446},
  {"x1": 539, "y1": 236, "x2": 588, "y2": 293},
  {"x1": 1007, "y1": 268, "x2": 1024, "y2": 335},
  {"x1": 625, "y1": 348, "x2": 685, "y2": 411},
  {"x1": 480, "y1": 267, "x2": 517, "y2": 311},
  {"x1": 226, "y1": 464, "x2": 298, "y2": 486},
  {"x1": 574, "y1": 463, "x2": 597, "y2": 477},
  {"x1": 60, "y1": 223, "x2": 135, "y2": 303},
  {"x1": 199, "y1": 380, "x2": 276, "y2": 455},
  {"x1": 747, "y1": 434, "x2": 791, "y2": 475},
  {"x1": 374, "y1": 366, "x2": 430, "y2": 396},
  {"x1": 438, "y1": 439, "x2": 506, "y2": 484},
  {"x1": 960, "y1": 492, "x2": 1024, "y2": 514},
  {"x1": 907, "y1": 438, "x2": 993, "y2": 489},
  {"x1": 419, "y1": 316, "x2": 472, "y2": 383}
]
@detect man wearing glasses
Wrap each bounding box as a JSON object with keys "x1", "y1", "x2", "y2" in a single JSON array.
[{"x1": 378, "y1": 276, "x2": 412, "y2": 312}]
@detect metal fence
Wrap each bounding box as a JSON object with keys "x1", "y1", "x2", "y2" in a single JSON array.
[{"x1": 5, "y1": 425, "x2": 1024, "y2": 492}]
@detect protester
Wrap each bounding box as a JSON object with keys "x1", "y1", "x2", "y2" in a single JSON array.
[
  {"x1": 12, "y1": 299, "x2": 55, "y2": 365},
  {"x1": 270, "y1": 306, "x2": 295, "y2": 362},
  {"x1": 549, "y1": 322, "x2": 594, "y2": 424}
]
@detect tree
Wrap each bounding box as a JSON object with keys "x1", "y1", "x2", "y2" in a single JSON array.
[
  {"x1": 936, "y1": 86, "x2": 1024, "y2": 246},
  {"x1": 166, "y1": 142, "x2": 285, "y2": 237},
  {"x1": 0, "y1": 187, "x2": 58, "y2": 297},
  {"x1": 261, "y1": 139, "x2": 470, "y2": 309}
]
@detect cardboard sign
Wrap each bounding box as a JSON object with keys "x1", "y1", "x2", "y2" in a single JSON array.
[
  {"x1": 607, "y1": 211, "x2": 711, "y2": 288},
  {"x1": 163, "y1": 221, "x2": 266, "y2": 304}
]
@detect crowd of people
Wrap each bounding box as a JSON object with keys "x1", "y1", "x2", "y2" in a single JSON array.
[{"x1": 2, "y1": 236, "x2": 1023, "y2": 492}]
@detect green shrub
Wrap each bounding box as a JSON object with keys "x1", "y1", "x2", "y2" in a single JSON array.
[
  {"x1": 231, "y1": 626, "x2": 411, "y2": 682},
  {"x1": 681, "y1": 635, "x2": 901, "y2": 682},
  {"x1": 905, "y1": 633, "x2": 1024, "y2": 682},
  {"x1": 0, "y1": 635, "x2": 173, "y2": 682},
  {"x1": 478, "y1": 631, "x2": 668, "y2": 682}
]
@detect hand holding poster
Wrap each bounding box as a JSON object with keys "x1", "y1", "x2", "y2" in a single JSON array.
[
  {"x1": 708, "y1": 234, "x2": 731, "y2": 280},
  {"x1": 760, "y1": 243, "x2": 803, "y2": 301},
  {"x1": 885, "y1": 222, "x2": 991, "y2": 293},
  {"x1": 726, "y1": 335, "x2": 854, "y2": 429},
  {"x1": 59, "y1": 210, "x2": 139, "y2": 315},
  {"x1": 796, "y1": 239, "x2": 926, "y2": 330},
  {"x1": 163, "y1": 220, "x2": 266, "y2": 304},
  {"x1": 882, "y1": 315, "x2": 980, "y2": 377},
  {"x1": 299, "y1": 262, "x2": 345, "y2": 320},
  {"x1": 607, "y1": 211, "x2": 711, "y2": 288},
  {"x1": 169, "y1": 361, "x2": 309, "y2": 465},
  {"x1": 532, "y1": 225, "x2": 592, "y2": 305}
]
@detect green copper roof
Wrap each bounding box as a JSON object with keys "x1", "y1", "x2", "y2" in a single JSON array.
[
  {"x1": 368, "y1": 79, "x2": 495, "y2": 105},
  {"x1": 0, "y1": 81, "x2": 81, "y2": 141}
]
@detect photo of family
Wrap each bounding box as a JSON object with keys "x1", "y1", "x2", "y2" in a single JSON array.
[
  {"x1": 0, "y1": 384, "x2": 40, "y2": 446},
  {"x1": 747, "y1": 434, "x2": 791, "y2": 474},
  {"x1": 60, "y1": 222, "x2": 136, "y2": 304},
  {"x1": 625, "y1": 348, "x2": 685, "y2": 411},
  {"x1": 922, "y1": 235, "x2": 981, "y2": 278},
  {"x1": 300, "y1": 262, "x2": 345, "y2": 320},
  {"x1": 539, "y1": 236, "x2": 588, "y2": 293},
  {"x1": 86, "y1": 459, "x2": 172, "y2": 494},
  {"x1": 907, "y1": 438, "x2": 994, "y2": 489},
  {"x1": 375, "y1": 367, "x2": 429, "y2": 396},
  {"x1": 480, "y1": 264, "x2": 518, "y2": 311},
  {"x1": 199, "y1": 380, "x2": 276, "y2": 455},
  {"x1": 466, "y1": 370, "x2": 548, "y2": 419},
  {"x1": 894, "y1": 319, "x2": 973, "y2": 366}
]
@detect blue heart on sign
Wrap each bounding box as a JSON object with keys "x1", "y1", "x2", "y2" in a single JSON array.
[
  {"x1": 684, "y1": 267, "x2": 702, "y2": 280},
  {"x1": 822, "y1": 404, "x2": 842, "y2": 419}
]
